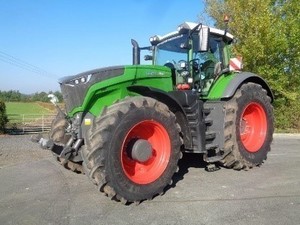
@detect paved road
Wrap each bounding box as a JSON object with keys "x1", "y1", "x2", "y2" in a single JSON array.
[{"x1": 0, "y1": 134, "x2": 299, "y2": 225}]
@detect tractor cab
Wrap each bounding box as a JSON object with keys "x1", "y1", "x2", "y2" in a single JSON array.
[
  {"x1": 133, "y1": 22, "x2": 235, "y2": 95},
  {"x1": 150, "y1": 22, "x2": 235, "y2": 94}
]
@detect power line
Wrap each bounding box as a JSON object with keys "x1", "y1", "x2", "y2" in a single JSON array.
[
  {"x1": 0, "y1": 50, "x2": 59, "y2": 79},
  {"x1": 0, "y1": 55, "x2": 53, "y2": 77},
  {"x1": 0, "y1": 51, "x2": 57, "y2": 78}
]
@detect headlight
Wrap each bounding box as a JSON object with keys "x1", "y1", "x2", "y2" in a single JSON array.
[{"x1": 66, "y1": 74, "x2": 92, "y2": 86}]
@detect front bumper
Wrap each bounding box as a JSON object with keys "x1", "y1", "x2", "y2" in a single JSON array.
[{"x1": 31, "y1": 134, "x2": 83, "y2": 162}]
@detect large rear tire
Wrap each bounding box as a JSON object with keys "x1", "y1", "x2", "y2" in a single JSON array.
[
  {"x1": 50, "y1": 111, "x2": 83, "y2": 173},
  {"x1": 81, "y1": 97, "x2": 182, "y2": 203},
  {"x1": 220, "y1": 82, "x2": 274, "y2": 170}
]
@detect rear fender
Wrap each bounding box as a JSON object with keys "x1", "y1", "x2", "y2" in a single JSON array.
[{"x1": 222, "y1": 72, "x2": 274, "y2": 101}]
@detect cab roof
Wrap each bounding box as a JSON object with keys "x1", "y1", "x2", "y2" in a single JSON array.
[{"x1": 150, "y1": 22, "x2": 234, "y2": 45}]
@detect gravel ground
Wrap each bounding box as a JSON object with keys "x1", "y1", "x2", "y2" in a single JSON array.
[
  {"x1": 0, "y1": 135, "x2": 52, "y2": 168},
  {"x1": 0, "y1": 134, "x2": 300, "y2": 225}
]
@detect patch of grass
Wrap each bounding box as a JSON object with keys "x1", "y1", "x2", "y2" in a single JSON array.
[
  {"x1": 6, "y1": 102, "x2": 54, "y2": 115},
  {"x1": 37, "y1": 102, "x2": 64, "y2": 112},
  {"x1": 5, "y1": 102, "x2": 57, "y2": 129}
]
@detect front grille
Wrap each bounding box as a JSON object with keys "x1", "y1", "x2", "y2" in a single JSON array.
[{"x1": 60, "y1": 83, "x2": 87, "y2": 112}]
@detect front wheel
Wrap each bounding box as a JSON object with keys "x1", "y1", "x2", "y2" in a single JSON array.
[
  {"x1": 220, "y1": 82, "x2": 274, "y2": 170},
  {"x1": 50, "y1": 111, "x2": 83, "y2": 173},
  {"x1": 81, "y1": 97, "x2": 182, "y2": 203}
]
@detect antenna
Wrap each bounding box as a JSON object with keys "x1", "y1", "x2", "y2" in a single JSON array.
[{"x1": 223, "y1": 14, "x2": 230, "y2": 36}]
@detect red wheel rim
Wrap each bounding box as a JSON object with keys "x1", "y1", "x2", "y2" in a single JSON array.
[
  {"x1": 121, "y1": 120, "x2": 171, "y2": 184},
  {"x1": 240, "y1": 102, "x2": 267, "y2": 153}
]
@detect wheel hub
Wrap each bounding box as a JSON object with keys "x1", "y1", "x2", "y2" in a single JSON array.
[
  {"x1": 130, "y1": 139, "x2": 153, "y2": 163},
  {"x1": 121, "y1": 120, "x2": 171, "y2": 184},
  {"x1": 240, "y1": 102, "x2": 267, "y2": 152}
]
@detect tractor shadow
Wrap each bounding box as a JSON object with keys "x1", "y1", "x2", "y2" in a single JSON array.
[{"x1": 165, "y1": 153, "x2": 208, "y2": 192}]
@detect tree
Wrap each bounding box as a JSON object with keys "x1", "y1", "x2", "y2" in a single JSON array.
[
  {"x1": 0, "y1": 101, "x2": 8, "y2": 134},
  {"x1": 0, "y1": 90, "x2": 22, "y2": 101},
  {"x1": 204, "y1": 0, "x2": 300, "y2": 131},
  {"x1": 0, "y1": 90, "x2": 64, "y2": 103}
]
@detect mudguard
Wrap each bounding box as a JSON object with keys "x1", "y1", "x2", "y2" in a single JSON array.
[{"x1": 222, "y1": 72, "x2": 274, "y2": 102}]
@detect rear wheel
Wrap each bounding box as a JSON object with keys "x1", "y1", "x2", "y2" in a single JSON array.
[
  {"x1": 221, "y1": 82, "x2": 274, "y2": 170},
  {"x1": 81, "y1": 97, "x2": 182, "y2": 203}
]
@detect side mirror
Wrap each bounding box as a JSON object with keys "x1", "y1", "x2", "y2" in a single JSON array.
[
  {"x1": 198, "y1": 27, "x2": 209, "y2": 52},
  {"x1": 144, "y1": 55, "x2": 153, "y2": 61}
]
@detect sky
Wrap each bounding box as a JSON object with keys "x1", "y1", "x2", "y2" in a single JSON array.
[{"x1": 0, "y1": 0, "x2": 206, "y2": 94}]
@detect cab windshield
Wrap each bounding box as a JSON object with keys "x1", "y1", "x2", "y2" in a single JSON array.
[
  {"x1": 154, "y1": 34, "x2": 188, "y2": 66},
  {"x1": 154, "y1": 33, "x2": 224, "y2": 95},
  {"x1": 154, "y1": 33, "x2": 222, "y2": 66}
]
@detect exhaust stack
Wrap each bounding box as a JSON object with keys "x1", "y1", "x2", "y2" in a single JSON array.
[{"x1": 131, "y1": 39, "x2": 140, "y2": 65}]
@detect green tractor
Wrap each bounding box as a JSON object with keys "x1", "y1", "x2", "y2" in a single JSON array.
[{"x1": 35, "y1": 22, "x2": 274, "y2": 204}]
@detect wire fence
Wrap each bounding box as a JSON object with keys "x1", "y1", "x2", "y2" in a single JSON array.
[{"x1": 6, "y1": 114, "x2": 56, "y2": 134}]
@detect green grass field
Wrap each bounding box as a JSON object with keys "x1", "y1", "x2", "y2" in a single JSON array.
[
  {"x1": 4, "y1": 102, "x2": 56, "y2": 131},
  {"x1": 6, "y1": 102, "x2": 53, "y2": 115}
]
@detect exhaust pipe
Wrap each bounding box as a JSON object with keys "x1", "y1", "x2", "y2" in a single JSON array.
[{"x1": 131, "y1": 39, "x2": 140, "y2": 65}]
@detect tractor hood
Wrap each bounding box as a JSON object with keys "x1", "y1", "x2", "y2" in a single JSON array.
[
  {"x1": 59, "y1": 66, "x2": 125, "y2": 112},
  {"x1": 59, "y1": 66, "x2": 125, "y2": 85}
]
